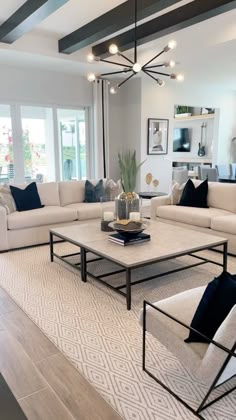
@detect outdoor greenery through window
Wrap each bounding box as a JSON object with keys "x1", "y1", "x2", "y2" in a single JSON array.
[
  {"x1": 0, "y1": 104, "x2": 89, "y2": 185},
  {"x1": 0, "y1": 105, "x2": 14, "y2": 184},
  {"x1": 57, "y1": 108, "x2": 86, "y2": 181}
]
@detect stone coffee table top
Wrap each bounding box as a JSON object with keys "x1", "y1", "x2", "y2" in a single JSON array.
[{"x1": 50, "y1": 221, "x2": 227, "y2": 268}]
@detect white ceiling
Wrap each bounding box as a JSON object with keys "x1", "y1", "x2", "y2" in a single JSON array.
[{"x1": 0, "y1": 0, "x2": 235, "y2": 89}]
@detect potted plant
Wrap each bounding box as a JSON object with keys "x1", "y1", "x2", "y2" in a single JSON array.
[{"x1": 116, "y1": 150, "x2": 144, "y2": 219}]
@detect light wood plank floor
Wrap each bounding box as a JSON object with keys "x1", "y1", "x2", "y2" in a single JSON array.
[{"x1": 0, "y1": 287, "x2": 122, "y2": 420}]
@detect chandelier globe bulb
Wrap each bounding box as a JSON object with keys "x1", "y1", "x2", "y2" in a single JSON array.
[
  {"x1": 87, "y1": 53, "x2": 94, "y2": 62},
  {"x1": 87, "y1": 73, "x2": 96, "y2": 82},
  {"x1": 133, "y1": 63, "x2": 142, "y2": 73},
  {"x1": 168, "y1": 40, "x2": 177, "y2": 50},
  {"x1": 109, "y1": 44, "x2": 119, "y2": 55},
  {"x1": 110, "y1": 86, "x2": 118, "y2": 94}
]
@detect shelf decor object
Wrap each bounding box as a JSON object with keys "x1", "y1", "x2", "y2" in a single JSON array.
[
  {"x1": 148, "y1": 118, "x2": 169, "y2": 155},
  {"x1": 86, "y1": 0, "x2": 184, "y2": 94}
]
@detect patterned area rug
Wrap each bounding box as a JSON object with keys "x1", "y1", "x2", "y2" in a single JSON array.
[{"x1": 0, "y1": 243, "x2": 236, "y2": 420}]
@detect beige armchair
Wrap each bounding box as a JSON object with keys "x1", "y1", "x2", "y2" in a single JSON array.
[{"x1": 140, "y1": 287, "x2": 236, "y2": 418}]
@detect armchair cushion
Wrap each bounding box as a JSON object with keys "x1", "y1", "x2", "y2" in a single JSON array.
[{"x1": 185, "y1": 271, "x2": 236, "y2": 343}]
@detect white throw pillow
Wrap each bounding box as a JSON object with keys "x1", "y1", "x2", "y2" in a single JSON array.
[
  {"x1": 105, "y1": 179, "x2": 123, "y2": 201},
  {"x1": 0, "y1": 185, "x2": 16, "y2": 214},
  {"x1": 171, "y1": 181, "x2": 186, "y2": 205}
]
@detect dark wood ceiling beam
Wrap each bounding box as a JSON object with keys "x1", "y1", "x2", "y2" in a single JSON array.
[
  {"x1": 92, "y1": 0, "x2": 236, "y2": 58},
  {"x1": 58, "y1": 0, "x2": 182, "y2": 54},
  {"x1": 0, "y1": 0, "x2": 70, "y2": 44}
]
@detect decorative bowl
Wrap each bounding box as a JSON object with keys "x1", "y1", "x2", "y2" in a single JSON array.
[{"x1": 109, "y1": 219, "x2": 150, "y2": 238}]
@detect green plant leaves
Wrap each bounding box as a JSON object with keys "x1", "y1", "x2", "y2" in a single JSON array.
[{"x1": 118, "y1": 150, "x2": 145, "y2": 192}]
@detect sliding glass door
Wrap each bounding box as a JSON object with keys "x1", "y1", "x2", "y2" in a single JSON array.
[
  {"x1": 0, "y1": 105, "x2": 14, "y2": 184},
  {"x1": 20, "y1": 106, "x2": 54, "y2": 183},
  {"x1": 57, "y1": 108, "x2": 87, "y2": 180}
]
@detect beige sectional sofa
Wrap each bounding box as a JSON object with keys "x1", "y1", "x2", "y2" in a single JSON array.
[
  {"x1": 150, "y1": 180, "x2": 236, "y2": 255},
  {"x1": 0, "y1": 180, "x2": 150, "y2": 252}
]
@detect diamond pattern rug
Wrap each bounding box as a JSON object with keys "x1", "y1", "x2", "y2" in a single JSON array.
[{"x1": 0, "y1": 243, "x2": 236, "y2": 420}]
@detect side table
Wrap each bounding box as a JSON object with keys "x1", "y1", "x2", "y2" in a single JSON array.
[{"x1": 139, "y1": 192, "x2": 167, "y2": 199}]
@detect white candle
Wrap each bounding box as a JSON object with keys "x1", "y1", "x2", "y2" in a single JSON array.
[
  {"x1": 103, "y1": 211, "x2": 114, "y2": 222},
  {"x1": 129, "y1": 212, "x2": 140, "y2": 221}
]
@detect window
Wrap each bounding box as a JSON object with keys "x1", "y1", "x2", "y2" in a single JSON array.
[
  {"x1": 20, "y1": 106, "x2": 54, "y2": 183},
  {"x1": 57, "y1": 108, "x2": 87, "y2": 180},
  {"x1": 0, "y1": 105, "x2": 14, "y2": 184}
]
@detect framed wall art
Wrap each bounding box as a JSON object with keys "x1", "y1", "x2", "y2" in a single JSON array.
[{"x1": 147, "y1": 118, "x2": 169, "y2": 155}]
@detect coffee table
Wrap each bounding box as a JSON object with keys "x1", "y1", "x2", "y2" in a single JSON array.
[{"x1": 50, "y1": 221, "x2": 228, "y2": 310}]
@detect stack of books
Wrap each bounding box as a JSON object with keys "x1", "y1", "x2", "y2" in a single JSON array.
[{"x1": 108, "y1": 232, "x2": 151, "y2": 246}]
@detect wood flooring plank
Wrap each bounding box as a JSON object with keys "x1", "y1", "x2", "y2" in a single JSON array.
[
  {"x1": 37, "y1": 353, "x2": 122, "y2": 420},
  {"x1": 0, "y1": 287, "x2": 19, "y2": 314},
  {"x1": 0, "y1": 331, "x2": 46, "y2": 399},
  {"x1": 0, "y1": 373, "x2": 27, "y2": 420},
  {"x1": 19, "y1": 388, "x2": 75, "y2": 420},
  {"x1": 1, "y1": 309, "x2": 59, "y2": 362}
]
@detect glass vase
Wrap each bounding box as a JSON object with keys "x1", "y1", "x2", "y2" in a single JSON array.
[{"x1": 115, "y1": 192, "x2": 141, "y2": 220}]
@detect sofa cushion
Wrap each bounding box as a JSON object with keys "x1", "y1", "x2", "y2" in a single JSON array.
[
  {"x1": 37, "y1": 182, "x2": 60, "y2": 206},
  {"x1": 192, "y1": 180, "x2": 236, "y2": 213},
  {"x1": 156, "y1": 205, "x2": 232, "y2": 228},
  {"x1": 59, "y1": 181, "x2": 85, "y2": 206},
  {"x1": 10, "y1": 182, "x2": 43, "y2": 212},
  {"x1": 65, "y1": 202, "x2": 115, "y2": 221},
  {"x1": 0, "y1": 185, "x2": 16, "y2": 214},
  {"x1": 84, "y1": 179, "x2": 105, "y2": 203},
  {"x1": 178, "y1": 179, "x2": 208, "y2": 208},
  {"x1": 104, "y1": 178, "x2": 123, "y2": 200},
  {"x1": 211, "y1": 214, "x2": 236, "y2": 235},
  {"x1": 7, "y1": 206, "x2": 77, "y2": 230}
]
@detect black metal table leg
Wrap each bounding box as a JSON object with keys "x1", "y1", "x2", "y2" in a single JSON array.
[
  {"x1": 223, "y1": 242, "x2": 228, "y2": 271},
  {"x1": 50, "y1": 232, "x2": 54, "y2": 262},
  {"x1": 80, "y1": 247, "x2": 87, "y2": 282},
  {"x1": 126, "y1": 268, "x2": 131, "y2": 310}
]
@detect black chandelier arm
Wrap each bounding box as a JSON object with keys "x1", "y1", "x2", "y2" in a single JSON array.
[
  {"x1": 145, "y1": 69, "x2": 171, "y2": 77},
  {"x1": 118, "y1": 72, "x2": 135, "y2": 88},
  {"x1": 134, "y1": 0, "x2": 137, "y2": 63},
  {"x1": 118, "y1": 52, "x2": 134, "y2": 65},
  {"x1": 145, "y1": 64, "x2": 165, "y2": 69},
  {"x1": 100, "y1": 58, "x2": 132, "y2": 68},
  {"x1": 100, "y1": 69, "x2": 132, "y2": 77},
  {"x1": 143, "y1": 69, "x2": 160, "y2": 83},
  {"x1": 143, "y1": 49, "x2": 166, "y2": 68}
]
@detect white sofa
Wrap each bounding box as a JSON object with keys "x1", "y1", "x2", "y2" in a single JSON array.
[
  {"x1": 150, "y1": 180, "x2": 236, "y2": 255},
  {"x1": 0, "y1": 180, "x2": 150, "y2": 252}
]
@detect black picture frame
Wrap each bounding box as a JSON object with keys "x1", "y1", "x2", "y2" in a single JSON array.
[{"x1": 147, "y1": 118, "x2": 169, "y2": 155}]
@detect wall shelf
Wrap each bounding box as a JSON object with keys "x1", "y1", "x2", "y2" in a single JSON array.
[
  {"x1": 172, "y1": 157, "x2": 212, "y2": 163},
  {"x1": 174, "y1": 114, "x2": 215, "y2": 121}
]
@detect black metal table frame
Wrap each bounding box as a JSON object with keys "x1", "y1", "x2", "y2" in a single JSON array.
[{"x1": 50, "y1": 231, "x2": 228, "y2": 311}]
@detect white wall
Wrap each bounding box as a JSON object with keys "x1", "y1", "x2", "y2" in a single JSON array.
[
  {"x1": 0, "y1": 64, "x2": 92, "y2": 106},
  {"x1": 108, "y1": 78, "x2": 142, "y2": 187}
]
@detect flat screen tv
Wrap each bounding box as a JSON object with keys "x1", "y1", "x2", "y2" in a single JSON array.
[{"x1": 173, "y1": 128, "x2": 191, "y2": 152}]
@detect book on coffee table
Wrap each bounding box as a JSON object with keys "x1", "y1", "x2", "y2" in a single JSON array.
[{"x1": 108, "y1": 232, "x2": 151, "y2": 246}]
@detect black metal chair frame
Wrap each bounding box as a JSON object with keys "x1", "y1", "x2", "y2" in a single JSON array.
[{"x1": 142, "y1": 300, "x2": 236, "y2": 420}]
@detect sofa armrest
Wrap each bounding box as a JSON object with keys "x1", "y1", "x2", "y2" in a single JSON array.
[
  {"x1": 0, "y1": 207, "x2": 8, "y2": 251},
  {"x1": 150, "y1": 195, "x2": 171, "y2": 220}
]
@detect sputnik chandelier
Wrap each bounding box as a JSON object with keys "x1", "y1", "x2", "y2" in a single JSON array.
[{"x1": 87, "y1": 0, "x2": 184, "y2": 94}]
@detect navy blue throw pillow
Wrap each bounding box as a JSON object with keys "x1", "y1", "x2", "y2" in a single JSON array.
[
  {"x1": 177, "y1": 179, "x2": 208, "y2": 208},
  {"x1": 10, "y1": 182, "x2": 44, "y2": 212},
  {"x1": 185, "y1": 271, "x2": 236, "y2": 343},
  {"x1": 84, "y1": 179, "x2": 105, "y2": 203}
]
